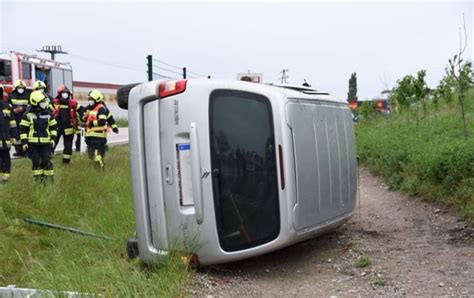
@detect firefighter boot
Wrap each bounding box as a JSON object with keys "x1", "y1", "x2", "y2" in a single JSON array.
[
  {"x1": 63, "y1": 155, "x2": 71, "y2": 165},
  {"x1": 94, "y1": 150, "x2": 104, "y2": 169},
  {"x1": 1, "y1": 173, "x2": 9, "y2": 184}
]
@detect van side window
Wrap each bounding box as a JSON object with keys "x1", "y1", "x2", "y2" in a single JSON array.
[
  {"x1": 210, "y1": 89, "x2": 280, "y2": 252},
  {"x1": 22, "y1": 63, "x2": 32, "y2": 80},
  {"x1": 0, "y1": 60, "x2": 12, "y2": 82}
]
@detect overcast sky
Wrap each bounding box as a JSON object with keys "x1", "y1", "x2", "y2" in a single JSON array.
[{"x1": 1, "y1": 0, "x2": 472, "y2": 99}]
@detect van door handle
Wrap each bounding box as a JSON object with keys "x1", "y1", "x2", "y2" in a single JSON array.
[
  {"x1": 190, "y1": 122, "x2": 203, "y2": 224},
  {"x1": 165, "y1": 164, "x2": 173, "y2": 185}
]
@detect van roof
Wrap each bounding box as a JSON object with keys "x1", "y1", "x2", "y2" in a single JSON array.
[{"x1": 189, "y1": 79, "x2": 346, "y2": 104}]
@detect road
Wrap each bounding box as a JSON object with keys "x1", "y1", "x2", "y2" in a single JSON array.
[{"x1": 191, "y1": 168, "x2": 474, "y2": 296}]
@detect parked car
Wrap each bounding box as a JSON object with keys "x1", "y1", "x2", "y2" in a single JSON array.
[{"x1": 118, "y1": 79, "x2": 358, "y2": 266}]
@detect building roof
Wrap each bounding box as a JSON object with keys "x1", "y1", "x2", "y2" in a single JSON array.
[{"x1": 73, "y1": 81, "x2": 123, "y2": 90}]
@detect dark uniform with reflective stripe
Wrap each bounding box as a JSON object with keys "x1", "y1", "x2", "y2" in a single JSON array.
[
  {"x1": 7, "y1": 90, "x2": 29, "y2": 155},
  {"x1": 20, "y1": 106, "x2": 58, "y2": 181},
  {"x1": 52, "y1": 97, "x2": 82, "y2": 163},
  {"x1": 0, "y1": 101, "x2": 17, "y2": 181},
  {"x1": 82, "y1": 103, "x2": 118, "y2": 167}
]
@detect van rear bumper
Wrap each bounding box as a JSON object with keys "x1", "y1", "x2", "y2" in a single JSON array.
[{"x1": 196, "y1": 210, "x2": 354, "y2": 266}]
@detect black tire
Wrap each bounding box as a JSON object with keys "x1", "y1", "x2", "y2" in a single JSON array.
[{"x1": 117, "y1": 83, "x2": 140, "y2": 110}]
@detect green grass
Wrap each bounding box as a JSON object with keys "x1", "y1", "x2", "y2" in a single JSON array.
[
  {"x1": 354, "y1": 255, "x2": 372, "y2": 268},
  {"x1": 115, "y1": 117, "x2": 128, "y2": 127},
  {"x1": 356, "y1": 89, "x2": 474, "y2": 222},
  {"x1": 0, "y1": 146, "x2": 190, "y2": 296}
]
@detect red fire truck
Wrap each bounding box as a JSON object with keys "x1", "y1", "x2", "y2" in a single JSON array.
[{"x1": 0, "y1": 51, "x2": 73, "y2": 100}]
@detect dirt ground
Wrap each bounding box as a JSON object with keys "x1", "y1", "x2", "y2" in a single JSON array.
[{"x1": 190, "y1": 168, "x2": 474, "y2": 296}]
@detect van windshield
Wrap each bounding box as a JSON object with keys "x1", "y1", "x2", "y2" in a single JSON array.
[{"x1": 209, "y1": 89, "x2": 280, "y2": 252}]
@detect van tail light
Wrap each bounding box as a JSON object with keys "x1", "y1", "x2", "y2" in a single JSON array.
[
  {"x1": 278, "y1": 145, "x2": 285, "y2": 190},
  {"x1": 158, "y1": 80, "x2": 187, "y2": 98}
]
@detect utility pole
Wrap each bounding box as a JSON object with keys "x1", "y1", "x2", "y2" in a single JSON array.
[
  {"x1": 37, "y1": 45, "x2": 67, "y2": 60},
  {"x1": 278, "y1": 68, "x2": 289, "y2": 84},
  {"x1": 147, "y1": 55, "x2": 153, "y2": 81},
  {"x1": 183, "y1": 67, "x2": 187, "y2": 79}
]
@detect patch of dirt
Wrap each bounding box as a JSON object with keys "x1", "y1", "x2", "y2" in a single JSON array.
[{"x1": 189, "y1": 168, "x2": 474, "y2": 296}]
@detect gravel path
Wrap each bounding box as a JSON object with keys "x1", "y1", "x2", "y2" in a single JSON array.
[{"x1": 190, "y1": 168, "x2": 474, "y2": 296}]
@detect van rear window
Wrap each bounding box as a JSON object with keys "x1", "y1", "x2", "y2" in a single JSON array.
[{"x1": 209, "y1": 89, "x2": 280, "y2": 252}]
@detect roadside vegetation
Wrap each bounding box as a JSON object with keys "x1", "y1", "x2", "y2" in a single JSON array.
[
  {"x1": 0, "y1": 146, "x2": 190, "y2": 296},
  {"x1": 356, "y1": 62, "x2": 474, "y2": 221},
  {"x1": 115, "y1": 117, "x2": 129, "y2": 127}
]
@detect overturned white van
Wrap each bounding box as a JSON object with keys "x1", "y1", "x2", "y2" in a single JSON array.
[{"x1": 118, "y1": 80, "x2": 357, "y2": 265}]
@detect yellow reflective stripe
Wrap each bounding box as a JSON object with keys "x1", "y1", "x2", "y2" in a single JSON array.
[
  {"x1": 20, "y1": 120, "x2": 30, "y2": 126},
  {"x1": 12, "y1": 99, "x2": 29, "y2": 105},
  {"x1": 39, "y1": 137, "x2": 50, "y2": 143},
  {"x1": 20, "y1": 133, "x2": 27, "y2": 140},
  {"x1": 2, "y1": 173, "x2": 11, "y2": 178},
  {"x1": 87, "y1": 126, "x2": 107, "y2": 132},
  {"x1": 85, "y1": 132, "x2": 107, "y2": 138},
  {"x1": 32, "y1": 169, "x2": 43, "y2": 176},
  {"x1": 98, "y1": 115, "x2": 107, "y2": 120},
  {"x1": 44, "y1": 170, "x2": 54, "y2": 176},
  {"x1": 63, "y1": 154, "x2": 71, "y2": 159},
  {"x1": 50, "y1": 131, "x2": 58, "y2": 136},
  {"x1": 64, "y1": 128, "x2": 75, "y2": 135},
  {"x1": 49, "y1": 119, "x2": 57, "y2": 126},
  {"x1": 10, "y1": 120, "x2": 17, "y2": 127},
  {"x1": 59, "y1": 105, "x2": 69, "y2": 108},
  {"x1": 111, "y1": 124, "x2": 118, "y2": 129},
  {"x1": 3, "y1": 109, "x2": 11, "y2": 116}
]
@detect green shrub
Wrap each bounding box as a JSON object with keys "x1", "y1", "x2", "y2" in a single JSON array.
[
  {"x1": 356, "y1": 89, "x2": 474, "y2": 222},
  {"x1": 354, "y1": 255, "x2": 372, "y2": 268}
]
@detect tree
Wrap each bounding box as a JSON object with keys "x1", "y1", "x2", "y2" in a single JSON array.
[
  {"x1": 413, "y1": 70, "x2": 430, "y2": 122},
  {"x1": 444, "y1": 14, "x2": 473, "y2": 137},
  {"x1": 347, "y1": 72, "x2": 358, "y2": 102},
  {"x1": 391, "y1": 74, "x2": 416, "y2": 118}
]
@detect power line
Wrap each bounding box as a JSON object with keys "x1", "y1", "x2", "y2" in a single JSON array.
[
  {"x1": 152, "y1": 58, "x2": 182, "y2": 70},
  {"x1": 69, "y1": 53, "x2": 144, "y2": 73},
  {"x1": 153, "y1": 65, "x2": 183, "y2": 76},
  {"x1": 152, "y1": 72, "x2": 177, "y2": 80},
  {"x1": 187, "y1": 69, "x2": 207, "y2": 78},
  {"x1": 152, "y1": 56, "x2": 208, "y2": 78}
]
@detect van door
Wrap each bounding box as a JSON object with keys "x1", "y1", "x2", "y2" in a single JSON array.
[
  {"x1": 209, "y1": 90, "x2": 280, "y2": 252},
  {"x1": 287, "y1": 101, "x2": 356, "y2": 231}
]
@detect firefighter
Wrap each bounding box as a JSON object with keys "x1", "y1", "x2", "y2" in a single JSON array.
[
  {"x1": 8, "y1": 80, "x2": 29, "y2": 156},
  {"x1": 20, "y1": 91, "x2": 58, "y2": 182},
  {"x1": 82, "y1": 90, "x2": 118, "y2": 168},
  {"x1": 52, "y1": 85, "x2": 81, "y2": 164},
  {"x1": 33, "y1": 80, "x2": 54, "y2": 108},
  {"x1": 0, "y1": 84, "x2": 17, "y2": 183}
]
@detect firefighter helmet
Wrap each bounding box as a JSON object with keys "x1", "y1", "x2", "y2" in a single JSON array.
[
  {"x1": 33, "y1": 80, "x2": 47, "y2": 90},
  {"x1": 13, "y1": 80, "x2": 27, "y2": 89},
  {"x1": 57, "y1": 84, "x2": 67, "y2": 94},
  {"x1": 30, "y1": 90, "x2": 47, "y2": 106},
  {"x1": 58, "y1": 84, "x2": 71, "y2": 95},
  {"x1": 88, "y1": 90, "x2": 104, "y2": 103}
]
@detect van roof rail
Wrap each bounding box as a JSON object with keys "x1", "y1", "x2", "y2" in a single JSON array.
[{"x1": 266, "y1": 83, "x2": 330, "y2": 95}]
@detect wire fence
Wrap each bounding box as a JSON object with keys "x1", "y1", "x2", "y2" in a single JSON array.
[{"x1": 151, "y1": 57, "x2": 209, "y2": 80}]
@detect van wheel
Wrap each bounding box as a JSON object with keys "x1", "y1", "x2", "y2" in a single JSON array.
[
  {"x1": 117, "y1": 83, "x2": 140, "y2": 110},
  {"x1": 126, "y1": 238, "x2": 139, "y2": 259}
]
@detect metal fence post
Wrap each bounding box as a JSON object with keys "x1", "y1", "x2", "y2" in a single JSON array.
[{"x1": 147, "y1": 55, "x2": 153, "y2": 81}]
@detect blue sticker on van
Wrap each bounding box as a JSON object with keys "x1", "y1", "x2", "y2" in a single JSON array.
[{"x1": 178, "y1": 144, "x2": 190, "y2": 151}]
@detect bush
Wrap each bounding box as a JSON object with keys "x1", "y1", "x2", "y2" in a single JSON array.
[{"x1": 356, "y1": 89, "x2": 474, "y2": 222}]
